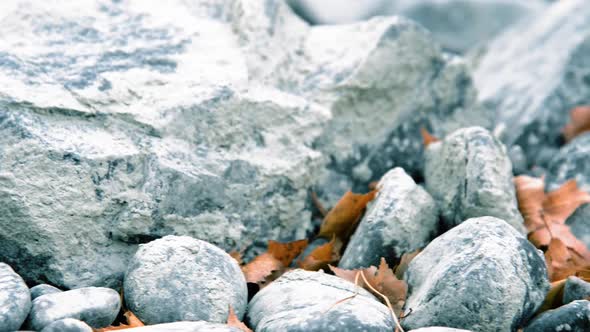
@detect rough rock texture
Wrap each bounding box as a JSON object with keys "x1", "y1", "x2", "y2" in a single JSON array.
[
  {"x1": 247, "y1": 269, "x2": 395, "y2": 331},
  {"x1": 473, "y1": 0, "x2": 590, "y2": 168},
  {"x1": 30, "y1": 284, "x2": 62, "y2": 300},
  {"x1": 339, "y1": 167, "x2": 438, "y2": 269},
  {"x1": 0, "y1": 0, "x2": 329, "y2": 289},
  {"x1": 402, "y1": 217, "x2": 550, "y2": 332},
  {"x1": 123, "y1": 322, "x2": 241, "y2": 332},
  {"x1": 546, "y1": 133, "x2": 590, "y2": 248},
  {"x1": 40, "y1": 318, "x2": 93, "y2": 332},
  {"x1": 0, "y1": 263, "x2": 30, "y2": 332},
  {"x1": 124, "y1": 236, "x2": 247, "y2": 325},
  {"x1": 563, "y1": 276, "x2": 590, "y2": 305},
  {"x1": 27, "y1": 287, "x2": 120, "y2": 331},
  {"x1": 424, "y1": 127, "x2": 524, "y2": 232},
  {"x1": 524, "y1": 300, "x2": 590, "y2": 332},
  {"x1": 409, "y1": 328, "x2": 472, "y2": 332}
]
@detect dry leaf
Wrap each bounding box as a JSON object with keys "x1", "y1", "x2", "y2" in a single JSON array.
[
  {"x1": 318, "y1": 190, "x2": 377, "y2": 240},
  {"x1": 227, "y1": 305, "x2": 252, "y2": 332},
  {"x1": 267, "y1": 239, "x2": 308, "y2": 267},
  {"x1": 420, "y1": 128, "x2": 439, "y2": 147},
  {"x1": 562, "y1": 106, "x2": 590, "y2": 142},
  {"x1": 229, "y1": 251, "x2": 243, "y2": 265},
  {"x1": 394, "y1": 250, "x2": 421, "y2": 280},
  {"x1": 298, "y1": 237, "x2": 342, "y2": 271},
  {"x1": 311, "y1": 191, "x2": 328, "y2": 217},
  {"x1": 241, "y1": 239, "x2": 308, "y2": 286},
  {"x1": 94, "y1": 310, "x2": 144, "y2": 331}
]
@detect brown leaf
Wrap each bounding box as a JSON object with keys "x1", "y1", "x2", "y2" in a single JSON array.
[
  {"x1": 562, "y1": 106, "x2": 590, "y2": 142},
  {"x1": 94, "y1": 310, "x2": 144, "y2": 331},
  {"x1": 420, "y1": 128, "x2": 439, "y2": 147},
  {"x1": 298, "y1": 237, "x2": 341, "y2": 271},
  {"x1": 229, "y1": 251, "x2": 243, "y2": 265},
  {"x1": 267, "y1": 239, "x2": 308, "y2": 267},
  {"x1": 318, "y1": 190, "x2": 377, "y2": 240},
  {"x1": 241, "y1": 239, "x2": 308, "y2": 286},
  {"x1": 394, "y1": 250, "x2": 421, "y2": 280},
  {"x1": 227, "y1": 305, "x2": 252, "y2": 332},
  {"x1": 538, "y1": 279, "x2": 566, "y2": 313}
]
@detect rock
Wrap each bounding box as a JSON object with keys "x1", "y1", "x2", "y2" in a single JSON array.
[
  {"x1": 563, "y1": 276, "x2": 590, "y2": 304},
  {"x1": 273, "y1": 16, "x2": 490, "y2": 194},
  {"x1": 30, "y1": 284, "x2": 62, "y2": 300},
  {"x1": 286, "y1": 0, "x2": 390, "y2": 24},
  {"x1": 546, "y1": 133, "x2": 590, "y2": 248},
  {"x1": 473, "y1": 0, "x2": 590, "y2": 168},
  {"x1": 27, "y1": 287, "x2": 120, "y2": 330},
  {"x1": 0, "y1": 0, "x2": 329, "y2": 289},
  {"x1": 402, "y1": 217, "x2": 550, "y2": 332},
  {"x1": 122, "y1": 321, "x2": 241, "y2": 332},
  {"x1": 247, "y1": 269, "x2": 395, "y2": 331},
  {"x1": 424, "y1": 127, "x2": 524, "y2": 233},
  {"x1": 524, "y1": 300, "x2": 590, "y2": 332},
  {"x1": 124, "y1": 236, "x2": 247, "y2": 325},
  {"x1": 339, "y1": 167, "x2": 438, "y2": 269},
  {"x1": 409, "y1": 328, "x2": 472, "y2": 332},
  {"x1": 0, "y1": 263, "x2": 30, "y2": 332},
  {"x1": 40, "y1": 318, "x2": 92, "y2": 332}
]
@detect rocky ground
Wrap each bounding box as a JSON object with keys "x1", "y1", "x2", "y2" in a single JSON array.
[{"x1": 1, "y1": 0, "x2": 590, "y2": 331}]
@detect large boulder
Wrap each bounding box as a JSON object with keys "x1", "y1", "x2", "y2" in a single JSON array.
[{"x1": 473, "y1": 0, "x2": 590, "y2": 168}]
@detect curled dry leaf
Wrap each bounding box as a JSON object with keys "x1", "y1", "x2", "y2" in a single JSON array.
[
  {"x1": 420, "y1": 127, "x2": 439, "y2": 147},
  {"x1": 394, "y1": 250, "x2": 421, "y2": 280},
  {"x1": 94, "y1": 310, "x2": 144, "y2": 331},
  {"x1": 298, "y1": 237, "x2": 342, "y2": 271},
  {"x1": 318, "y1": 190, "x2": 377, "y2": 241},
  {"x1": 562, "y1": 106, "x2": 590, "y2": 142},
  {"x1": 227, "y1": 305, "x2": 253, "y2": 332}
]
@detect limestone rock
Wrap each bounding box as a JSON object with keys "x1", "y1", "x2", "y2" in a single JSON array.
[{"x1": 0, "y1": 263, "x2": 30, "y2": 332}]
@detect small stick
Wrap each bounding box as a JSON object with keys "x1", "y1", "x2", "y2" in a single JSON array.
[
  {"x1": 323, "y1": 271, "x2": 361, "y2": 313},
  {"x1": 311, "y1": 191, "x2": 328, "y2": 217},
  {"x1": 359, "y1": 271, "x2": 404, "y2": 332}
]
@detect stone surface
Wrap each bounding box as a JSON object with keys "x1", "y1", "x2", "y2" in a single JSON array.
[
  {"x1": 546, "y1": 133, "x2": 590, "y2": 248},
  {"x1": 424, "y1": 127, "x2": 524, "y2": 233},
  {"x1": 339, "y1": 167, "x2": 438, "y2": 269},
  {"x1": 124, "y1": 236, "x2": 247, "y2": 325},
  {"x1": 402, "y1": 217, "x2": 550, "y2": 332},
  {"x1": 409, "y1": 328, "x2": 472, "y2": 332},
  {"x1": 40, "y1": 318, "x2": 92, "y2": 332},
  {"x1": 30, "y1": 284, "x2": 62, "y2": 300},
  {"x1": 0, "y1": 0, "x2": 329, "y2": 289},
  {"x1": 563, "y1": 276, "x2": 590, "y2": 304},
  {"x1": 286, "y1": 0, "x2": 390, "y2": 24},
  {"x1": 248, "y1": 269, "x2": 395, "y2": 331},
  {"x1": 123, "y1": 322, "x2": 241, "y2": 332},
  {"x1": 524, "y1": 300, "x2": 590, "y2": 332},
  {"x1": 27, "y1": 287, "x2": 120, "y2": 330},
  {"x1": 0, "y1": 263, "x2": 30, "y2": 332},
  {"x1": 473, "y1": 0, "x2": 590, "y2": 169}
]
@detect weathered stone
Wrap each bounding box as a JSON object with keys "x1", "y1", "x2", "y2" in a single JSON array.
[
  {"x1": 473, "y1": 0, "x2": 590, "y2": 168},
  {"x1": 402, "y1": 217, "x2": 549, "y2": 332},
  {"x1": 40, "y1": 318, "x2": 92, "y2": 332},
  {"x1": 0, "y1": 0, "x2": 330, "y2": 289},
  {"x1": 424, "y1": 127, "x2": 524, "y2": 232},
  {"x1": 248, "y1": 269, "x2": 395, "y2": 331},
  {"x1": 524, "y1": 300, "x2": 590, "y2": 332},
  {"x1": 28, "y1": 287, "x2": 120, "y2": 330},
  {"x1": 563, "y1": 276, "x2": 590, "y2": 305},
  {"x1": 123, "y1": 321, "x2": 241, "y2": 332},
  {"x1": 0, "y1": 263, "x2": 30, "y2": 332},
  {"x1": 339, "y1": 167, "x2": 438, "y2": 269},
  {"x1": 124, "y1": 236, "x2": 247, "y2": 325},
  {"x1": 409, "y1": 328, "x2": 472, "y2": 332},
  {"x1": 30, "y1": 284, "x2": 62, "y2": 300}
]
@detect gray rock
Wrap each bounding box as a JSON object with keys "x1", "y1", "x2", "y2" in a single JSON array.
[
  {"x1": 123, "y1": 321, "x2": 241, "y2": 332},
  {"x1": 0, "y1": 0, "x2": 329, "y2": 289},
  {"x1": 563, "y1": 277, "x2": 590, "y2": 304},
  {"x1": 409, "y1": 328, "x2": 472, "y2": 332},
  {"x1": 424, "y1": 127, "x2": 524, "y2": 233},
  {"x1": 524, "y1": 300, "x2": 590, "y2": 332},
  {"x1": 402, "y1": 217, "x2": 550, "y2": 332},
  {"x1": 0, "y1": 263, "x2": 30, "y2": 332},
  {"x1": 40, "y1": 318, "x2": 92, "y2": 332},
  {"x1": 30, "y1": 284, "x2": 62, "y2": 300},
  {"x1": 28, "y1": 287, "x2": 120, "y2": 330},
  {"x1": 248, "y1": 269, "x2": 395, "y2": 331},
  {"x1": 124, "y1": 236, "x2": 247, "y2": 325},
  {"x1": 473, "y1": 0, "x2": 590, "y2": 168},
  {"x1": 339, "y1": 167, "x2": 438, "y2": 269},
  {"x1": 286, "y1": 0, "x2": 390, "y2": 24}
]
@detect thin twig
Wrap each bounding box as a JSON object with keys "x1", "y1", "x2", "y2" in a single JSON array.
[
  {"x1": 359, "y1": 271, "x2": 404, "y2": 332},
  {"x1": 311, "y1": 191, "x2": 328, "y2": 217},
  {"x1": 323, "y1": 271, "x2": 361, "y2": 313}
]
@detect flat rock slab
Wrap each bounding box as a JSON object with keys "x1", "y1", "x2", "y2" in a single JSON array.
[
  {"x1": 247, "y1": 269, "x2": 395, "y2": 331},
  {"x1": 40, "y1": 318, "x2": 92, "y2": 332},
  {"x1": 0, "y1": 263, "x2": 30, "y2": 332},
  {"x1": 27, "y1": 287, "x2": 120, "y2": 331},
  {"x1": 524, "y1": 300, "x2": 590, "y2": 332},
  {"x1": 402, "y1": 217, "x2": 549, "y2": 332},
  {"x1": 124, "y1": 236, "x2": 247, "y2": 325}
]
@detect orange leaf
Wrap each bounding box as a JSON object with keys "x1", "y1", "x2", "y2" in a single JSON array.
[
  {"x1": 229, "y1": 251, "x2": 243, "y2": 265},
  {"x1": 394, "y1": 249, "x2": 421, "y2": 280},
  {"x1": 226, "y1": 305, "x2": 252, "y2": 332},
  {"x1": 94, "y1": 310, "x2": 144, "y2": 331},
  {"x1": 538, "y1": 279, "x2": 566, "y2": 313},
  {"x1": 318, "y1": 190, "x2": 377, "y2": 240},
  {"x1": 241, "y1": 253, "x2": 283, "y2": 284},
  {"x1": 420, "y1": 127, "x2": 439, "y2": 147},
  {"x1": 562, "y1": 106, "x2": 590, "y2": 142},
  {"x1": 268, "y1": 239, "x2": 309, "y2": 267},
  {"x1": 298, "y1": 237, "x2": 341, "y2": 271}
]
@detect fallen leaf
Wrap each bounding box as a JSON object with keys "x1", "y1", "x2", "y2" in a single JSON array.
[
  {"x1": 420, "y1": 128, "x2": 439, "y2": 147},
  {"x1": 394, "y1": 250, "x2": 421, "y2": 280},
  {"x1": 562, "y1": 106, "x2": 590, "y2": 142},
  {"x1": 94, "y1": 310, "x2": 144, "y2": 331},
  {"x1": 298, "y1": 237, "x2": 342, "y2": 271},
  {"x1": 229, "y1": 251, "x2": 243, "y2": 265},
  {"x1": 227, "y1": 305, "x2": 252, "y2": 332},
  {"x1": 311, "y1": 191, "x2": 328, "y2": 217},
  {"x1": 318, "y1": 190, "x2": 377, "y2": 240},
  {"x1": 241, "y1": 239, "x2": 308, "y2": 286},
  {"x1": 268, "y1": 239, "x2": 308, "y2": 267},
  {"x1": 538, "y1": 279, "x2": 566, "y2": 313}
]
